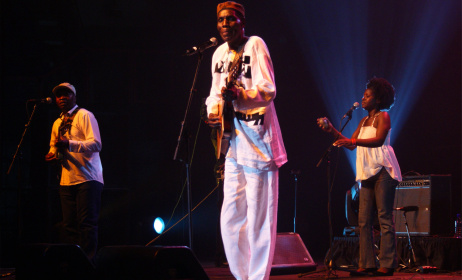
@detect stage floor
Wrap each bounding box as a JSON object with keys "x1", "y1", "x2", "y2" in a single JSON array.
[
  {"x1": 2, "y1": 236, "x2": 461, "y2": 279},
  {"x1": 201, "y1": 262, "x2": 462, "y2": 279},
  {"x1": 1, "y1": 262, "x2": 461, "y2": 279}
]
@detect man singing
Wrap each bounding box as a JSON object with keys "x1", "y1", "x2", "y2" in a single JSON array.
[{"x1": 206, "y1": 2, "x2": 287, "y2": 279}]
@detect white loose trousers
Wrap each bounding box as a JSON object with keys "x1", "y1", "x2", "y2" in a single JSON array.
[{"x1": 221, "y1": 158, "x2": 279, "y2": 280}]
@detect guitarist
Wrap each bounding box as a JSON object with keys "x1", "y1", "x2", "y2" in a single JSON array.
[
  {"x1": 205, "y1": 2, "x2": 287, "y2": 280},
  {"x1": 44, "y1": 82, "x2": 104, "y2": 265}
]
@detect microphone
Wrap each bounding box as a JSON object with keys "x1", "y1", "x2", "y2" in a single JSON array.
[
  {"x1": 185, "y1": 37, "x2": 218, "y2": 56},
  {"x1": 27, "y1": 97, "x2": 53, "y2": 104},
  {"x1": 342, "y1": 102, "x2": 360, "y2": 119},
  {"x1": 395, "y1": 206, "x2": 419, "y2": 212}
]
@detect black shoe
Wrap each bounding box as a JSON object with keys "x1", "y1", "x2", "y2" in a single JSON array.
[
  {"x1": 350, "y1": 268, "x2": 377, "y2": 276},
  {"x1": 373, "y1": 267, "x2": 394, "y2": 276}
]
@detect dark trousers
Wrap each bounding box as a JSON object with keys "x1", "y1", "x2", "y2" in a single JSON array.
[
  {"x1": 358, "y1": 168, "x2": 398, "y2": 269},
  {"x1": 59, "y1": 180, "x2": 103, "y2": 264}
]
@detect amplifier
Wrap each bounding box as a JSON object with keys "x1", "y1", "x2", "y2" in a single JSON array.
[{"x1": 394, "y1": 175, "x2": 452, "y2": 236}]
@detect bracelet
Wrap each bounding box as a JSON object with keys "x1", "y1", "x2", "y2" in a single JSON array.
[{"x1": 351, "y1": 138, "x2": 357, "y2": 146}]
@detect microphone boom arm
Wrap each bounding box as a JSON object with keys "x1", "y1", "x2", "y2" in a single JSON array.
[{"x1": 7, "y1": 103, "x2": 39, "y2": 174}]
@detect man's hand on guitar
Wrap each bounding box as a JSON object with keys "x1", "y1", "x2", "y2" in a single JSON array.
[
  {"x1": 55, "y1": 139, "x2": 69, "y2": 150},
  {"x1": 207, "y1": 113, "x2": 221, "y2": 128},
  {"x1": 222, "y1": 86, "x2": 238, "y2": 102},
  {"x1": 45, "y1": 152, "x2": 59, "y2": 162}
]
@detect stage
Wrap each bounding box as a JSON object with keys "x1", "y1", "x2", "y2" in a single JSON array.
[
  {"x1": 2, "y1": 236, "x2": 461, "y2": 280},
  {"x1": 2, "y1": 260, "x2": 461, "y2": 280}
]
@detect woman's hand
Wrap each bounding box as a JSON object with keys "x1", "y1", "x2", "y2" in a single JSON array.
[{"x1": 334, "y1": 138, "x2": 353, "y2": 147}]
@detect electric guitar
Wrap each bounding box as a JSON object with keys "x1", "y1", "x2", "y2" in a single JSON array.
[
  {"x1": 215, "y1": 54, "x2": 243, "y2": 160},
  {"x1": 55, "y1": 108, "x2": 80, "y2": 176}
]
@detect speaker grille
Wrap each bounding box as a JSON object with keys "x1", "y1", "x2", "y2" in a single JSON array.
[
  {"x1": 394, "y1": 175, "x2": 452, "y2": 236},
  {"x1": 271, "y1": 232, "x2": 317, "y2": 275}
]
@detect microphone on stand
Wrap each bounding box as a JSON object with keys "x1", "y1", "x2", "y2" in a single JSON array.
[
  {"x1": 27, "y1": 97, "x2": 53, "y2": 104},
  {"x1": 342, "y1": 102, "x2": 360, "y2": 120},
  {"x1": 395, "y1": 206, "x2": 419, "y2": 212},
  {"x1": 184, "y1": 37, "x2": 218, "y2": 56}
]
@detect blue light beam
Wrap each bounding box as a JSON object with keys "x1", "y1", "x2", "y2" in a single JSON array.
[{"x1": 282, "y1": 0, "x2": 459, "y2": 173}]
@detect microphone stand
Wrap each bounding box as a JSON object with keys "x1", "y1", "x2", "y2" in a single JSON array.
[
  {"x1": 290, "y1": 169, "x2": 301, "y2": 233},
  {"x1": 399, "y1": 209, "x2": 417, "y2": 268},
  {"x1": 7, "y1": 103, "x2": 40, "y2": 244},
  {"x1": 173, "y1": 52, "x2": 204, "y2": 251},
  {"x1": 312, "y1": 115, "x2": 353, "y2": 279}
]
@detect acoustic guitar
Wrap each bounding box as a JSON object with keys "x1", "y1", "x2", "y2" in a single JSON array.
[{"x1": 215, "y1": 53, "x2": 243, "y2": 160}]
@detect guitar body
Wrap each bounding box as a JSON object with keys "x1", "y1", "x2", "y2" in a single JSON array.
[{"x1": 216, "y1": 99, "x2": 233, "y2": 159}]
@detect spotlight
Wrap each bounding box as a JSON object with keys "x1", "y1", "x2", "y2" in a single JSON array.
[{"x1": 153, "y1": 217, "x2": 165, "y2": 234}]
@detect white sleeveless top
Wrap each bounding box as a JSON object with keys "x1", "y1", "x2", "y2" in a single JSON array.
[{"x1": 355, "y1": 113, "x2": 402, "y2": 182}]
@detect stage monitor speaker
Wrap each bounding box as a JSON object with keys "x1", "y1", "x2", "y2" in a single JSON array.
[
  {"x1": 394, "y1": 175, "x2": 452, "y2": 236},
  {"x1": 271, "y1": 232, "x2": 317, "y2": 275},
  {"x1": 15, "y1": 243, "x2": 96, "y2": 280},
  {"x1": 95, "y1": 245, "x2": 209, "y2": 280}
]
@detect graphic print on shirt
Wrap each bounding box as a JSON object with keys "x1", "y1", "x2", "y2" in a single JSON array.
[
  {"x1": 214, "y1": 55, "x2": 251, "y2": 81},
  {"x1": 215, "y1": 54, "x2": 264, "y2": 127}
]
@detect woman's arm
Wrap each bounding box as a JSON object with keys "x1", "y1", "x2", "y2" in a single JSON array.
[{"x1": 335, "y1": 112, "x2": 391, "y2": 149}]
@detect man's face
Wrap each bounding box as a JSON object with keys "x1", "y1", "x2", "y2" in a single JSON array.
[
  {"x1": 55, "y1": 90, "x2": 76, "y2": 113},
  {"x1": 217, "y1": 9, "x2": 245, "y2": 46}
]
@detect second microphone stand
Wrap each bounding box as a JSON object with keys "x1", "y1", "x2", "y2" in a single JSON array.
[
  {"x1": 313, "y1": 115, "x2": 354, "y2": 279},
  {"x1": 7, "y1": 103, "x2": 41, "y2": 245}
]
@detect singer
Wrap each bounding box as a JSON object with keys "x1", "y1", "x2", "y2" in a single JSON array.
[
  {"x1": 205, "y1": 2, "x2": 287, "y2": 280},
  {"x1": 44, "y1": 82, "x2": 103, "y2": 265},
  {"x1": 317, "y1": 77, "x2": 402, "y2": 276}
]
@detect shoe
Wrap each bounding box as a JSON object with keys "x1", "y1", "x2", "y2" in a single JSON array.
[
  {"x1": 373, "y1": 267, "x2": 394, "y2": 276},
  {"x1": 350, "y1": 267, "x2": 376, "y2": 276}
]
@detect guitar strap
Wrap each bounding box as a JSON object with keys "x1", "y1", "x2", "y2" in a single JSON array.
[{"x1": 58, "y1": 107, "x2": 80, "y2": 138}]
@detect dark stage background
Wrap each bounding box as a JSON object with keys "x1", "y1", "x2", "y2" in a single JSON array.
[{"x1": 1, "y1": 0, "x2": 460, "y2": 267}]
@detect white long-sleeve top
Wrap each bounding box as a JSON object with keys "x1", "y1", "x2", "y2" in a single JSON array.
[
  {"x1": 206, "y1": 36, "x2": 287, "y2": 170},
  {"x1": 49, "y1": 105, "x2": 104, "y2": 186}
]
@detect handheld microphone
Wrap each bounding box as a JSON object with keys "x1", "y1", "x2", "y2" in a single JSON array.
[
  {"x1": 395, "y1": 206, "x2": 419, "y2": 212},
  {"x1": 342, "y1": 102, "x2": 360, "y2": 119},
  {"x1": 185, "y1": 38, "x2": 218, "y2": 56},
  {"x1": 27, "y1": 97, "x2": 53, "y2": 104}
]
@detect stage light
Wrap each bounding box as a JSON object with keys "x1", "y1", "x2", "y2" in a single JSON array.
[
  {"x1": 280, "y1": 0, "x2": 459, "y2": 173},
  {"x1": 153, "y1": 217, "x2": 165, "y2": 234}
]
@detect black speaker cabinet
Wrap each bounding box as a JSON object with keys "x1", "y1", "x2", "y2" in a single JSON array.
[
  {"x1": 95, "y1": 245, "x2": 209, "y2": 280},
  {"x1": 394, "y1": 175, "x2": 452, "y2": 236},
  {"x1": 271, "y1": 232, "x2": 317, "y2": 275},
  {"x1": 16, "y1": 243, "x2": 96, "y2": 280}
]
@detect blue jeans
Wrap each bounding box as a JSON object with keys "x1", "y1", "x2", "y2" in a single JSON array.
[
  {"x1": 59, "y1": 180, "x2": 103, "y2": 264},
  {"x1": 358, "y1": 168, "x2": 398, "y2": 269}
]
